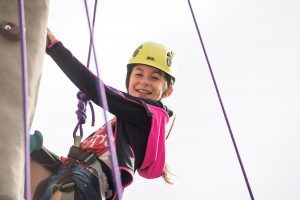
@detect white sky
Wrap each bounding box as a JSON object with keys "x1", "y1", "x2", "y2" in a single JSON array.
[{"x1": 30, "y1": 0, "x2": 300, "y2": 199}]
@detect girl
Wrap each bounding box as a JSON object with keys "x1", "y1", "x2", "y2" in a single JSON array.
[{"x1": 31, "y1": 30, "x2": 176, "y2": 200}]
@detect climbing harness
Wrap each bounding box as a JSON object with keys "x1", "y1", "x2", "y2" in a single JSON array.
[
  {"x1": 36, "y1": 89, "x2": 100, "y2": 199},
  {"x1": 187, "y1": 1, "x2": 255, "y2": 199},
  {"x1": 31, "y1": 144, "x2": 114, "y2": 200}
]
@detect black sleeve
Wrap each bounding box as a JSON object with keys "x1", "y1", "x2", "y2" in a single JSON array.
[{"x1": 46, "y1": 41, "x2": 152, "y2": 127}]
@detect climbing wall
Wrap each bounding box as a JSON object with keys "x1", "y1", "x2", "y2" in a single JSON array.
[{"x1": 0, "y1": 0, "x2": 49, "y2": 199}]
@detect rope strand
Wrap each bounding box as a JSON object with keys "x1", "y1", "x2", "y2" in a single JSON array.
[
  {"x1": 83, "y1": 1, "x2": 123, "y2": 199},
  {"x1": 187, "y1": 1, "x2": 255, "y2": 199},
  {"x1": 73, "y1": 91, "x2": 95, "y2": 138},
  {"x1": 72, "y1": 0, "x2": 98, "y2": 142},
  {"x1": 18, "y1": 0, "x2": 31, "y2": 198},
  {"x1": 86, "y1": 0, "x2": 98, "y2": 68}
]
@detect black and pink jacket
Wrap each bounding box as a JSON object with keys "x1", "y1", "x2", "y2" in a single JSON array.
[{"x1": 46, "y1": 42, "x2": 173, "y2": 191}]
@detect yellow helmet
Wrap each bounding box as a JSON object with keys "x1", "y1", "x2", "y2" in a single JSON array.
[{"x1": 127, "y1": 41, "x2": 176, "y2": 81}]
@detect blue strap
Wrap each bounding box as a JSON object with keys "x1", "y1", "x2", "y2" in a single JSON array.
[{"x1": 30, "y1": 130, "x2": 43, "y2": 153}]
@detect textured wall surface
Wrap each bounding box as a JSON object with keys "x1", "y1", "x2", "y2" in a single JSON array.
[{"x1": 0, "y1": 1, "x2": 49, "y2": 199}]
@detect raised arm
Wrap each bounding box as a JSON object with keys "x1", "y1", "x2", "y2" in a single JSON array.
[{"x1": 46, "y1": 34, "x2": 152, "y2": 128}]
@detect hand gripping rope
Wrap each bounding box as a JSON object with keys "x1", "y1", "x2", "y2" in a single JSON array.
[{"x1": 187, "y1": 1, "x2": 255, "y2": 199}]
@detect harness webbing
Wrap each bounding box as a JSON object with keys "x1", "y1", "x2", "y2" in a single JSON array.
[
  {"x1": 187, "y1": 1, "x2": 255, "y2": 199},
  {"x1": 83, "y1": 0, "x2": 123, "y2": 199},
  {"x1": 18, "y1": 0, "x2": 31, "y2": 199}
]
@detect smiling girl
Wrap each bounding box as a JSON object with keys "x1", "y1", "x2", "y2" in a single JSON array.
[{"x1": 31, "y1": 30, "x2": 176, "y2": 200}]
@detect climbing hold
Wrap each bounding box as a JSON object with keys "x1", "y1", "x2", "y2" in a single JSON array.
[{"x1": 0, "y1": 21, "x2": 21, "y2": 41}]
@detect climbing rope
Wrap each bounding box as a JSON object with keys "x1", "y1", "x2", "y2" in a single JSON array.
[
  {"x1": 86, "y1": 0, "x2": 98, "y2": 68},
  {"x1": 72, "y1": 0, "x2": 99, "y2": 141},
  {"x1": 72, "y1": 0, "x2": 123, "y2": 198},
  {"x1": 72, "y1": 0, "x2": 98, "y2": 147},
  {"x1": 83, "y1": 0, "x2": 123, "y2": 199},
  {"x1": 17, "y1": 0, "x2": 31, "y2": 199},
  {"x1": 72, "y1": 91, "x2": 95, "y2": 140},
  {"x1": 187, "y1": 1, "x2": 255, "y2": 199}
]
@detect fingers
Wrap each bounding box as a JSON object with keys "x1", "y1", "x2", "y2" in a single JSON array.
[{"x1": 46, "y1": 27, "x2": 56, "y2": 43}]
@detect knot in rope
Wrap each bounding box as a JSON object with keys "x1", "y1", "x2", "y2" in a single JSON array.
[{"x1": 73, "y1": 91, "x2": 95, "y2": 138}]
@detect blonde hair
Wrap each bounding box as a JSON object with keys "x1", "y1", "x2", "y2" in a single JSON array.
[{"x1": 162, "y1": 163, "x2": 173, "y2": 184}]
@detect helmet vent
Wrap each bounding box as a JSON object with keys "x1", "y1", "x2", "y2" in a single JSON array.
[
  {"x1": 167, "y1": 58, "x2": 172, "y2": 67},
  {"x1": 132, "y1": 44, "x2": 143, "y2": 57},
  {"x1": 167, "y1": 51, "x2": 174, "y2": 67}
]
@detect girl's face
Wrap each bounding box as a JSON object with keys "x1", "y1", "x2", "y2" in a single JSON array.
[{"x1": 128, "y1": 65, "x2": 173, "y2": 101}]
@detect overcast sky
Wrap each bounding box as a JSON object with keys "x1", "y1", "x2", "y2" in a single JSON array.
[{"x1": 31, "y1": 0, "x2": 300, "y2": 199}]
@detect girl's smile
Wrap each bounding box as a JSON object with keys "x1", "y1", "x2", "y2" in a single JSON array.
[{"x1": 128, "y1": 64, "x2": 172, "y2": 100}]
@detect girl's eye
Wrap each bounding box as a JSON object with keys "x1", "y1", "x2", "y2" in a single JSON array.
[
  {"x1": 151, "y1": 76, "x2": 160, "y2": 80},
  {"x1": 135, "y1": 73, "x2": 143, "y2": 77}
]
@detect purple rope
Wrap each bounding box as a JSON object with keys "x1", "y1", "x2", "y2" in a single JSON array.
[
  {"x1": 73, "y1": 0, "x2": 98, "y2": 141},
  {"x1": 187, "y1": 1, "x2": 255, "y2": 199},
  {"x1": 73, "y1": 91, "x2": 95, "y2": 138},
  {"x1": 83, "y1": 1, "x2": 123, "y2": 199},
  {"x1": 86, "y1": 0, "x2": 98, "y2": 68},
  {"x1": 17, "y1": 0, "x2": 30, "y2": 199}
]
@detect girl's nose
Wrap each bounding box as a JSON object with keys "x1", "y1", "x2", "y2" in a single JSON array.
[{"x1": 139, "y1": 78, "x2": 150, "y2": 86}]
